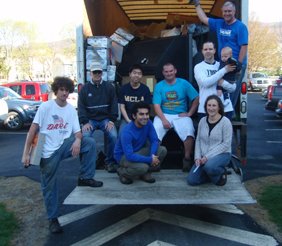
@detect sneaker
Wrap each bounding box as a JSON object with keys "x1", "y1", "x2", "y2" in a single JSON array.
[
  {"x1": 105, "y1": 163, "x2": 118, "y2": 173},
  {"x1": 49, "y1": 218, "x2": 63, "y2": 234},
  {"x1": 140, "y1": 173, "x2": 156, "y2": 183},
  {"x1": 182, "y1": 158, "x2": 193, "y2": 172},
  {"x1": 78, "y1": 178, "x2": 103, "y2": 187}
]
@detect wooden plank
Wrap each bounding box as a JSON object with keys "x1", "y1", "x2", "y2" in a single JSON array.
[{"x1": 64, "y1": 170, "x2": 256, "y2": 205}]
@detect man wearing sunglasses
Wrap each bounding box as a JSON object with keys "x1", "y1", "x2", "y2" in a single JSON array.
[{"x1": 78, "y1": 62, "x2": 119, "y2": 173}]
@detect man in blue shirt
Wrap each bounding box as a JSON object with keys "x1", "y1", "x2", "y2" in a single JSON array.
[
  {"x1": 153, "y1": 62, "x2": 199, "y2": 172},
  {"x1": 114, "y1": 102, "x2": 167, "y2": 185},
  {"x1": 194, "y1": 0, "x2": 248, "y2": 108}
]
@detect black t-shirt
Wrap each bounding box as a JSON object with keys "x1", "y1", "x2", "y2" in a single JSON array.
[
  {"x1": 207, "y1": 116, "x2": 223, "y2": 135},
  {"x1": 118, "y1": 82, "x2": 152, "y2": 120}
]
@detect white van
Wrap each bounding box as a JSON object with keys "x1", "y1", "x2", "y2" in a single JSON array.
[{"x1": 248, "y1": 72, "x2": 273, "y2": 91}]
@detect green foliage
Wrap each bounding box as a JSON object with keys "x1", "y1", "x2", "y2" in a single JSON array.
[
  {"x1": 0, "y1": 19, "x2": 76, "y2": 80},
  {"x1": 0, "y1": 20, "x2": 39, "y2": 79},
  {"x1": 248, "y1": 15, "x2": 282, "y2": 75},
  {"x1": 0, "y1": 203, "x2": 19, "y2": 246},
  {"x1": 259, "y1": 185, "x2": 282, "y2": 232}
]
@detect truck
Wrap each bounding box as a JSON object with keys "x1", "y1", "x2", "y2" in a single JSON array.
[{"x1": 71, "y1": 0, "x2": 252, "y2": 205}]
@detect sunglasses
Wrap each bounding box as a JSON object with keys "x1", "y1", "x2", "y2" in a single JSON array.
[{"x1": 92, "y1": 70, "x2": 102, "y2": 74}]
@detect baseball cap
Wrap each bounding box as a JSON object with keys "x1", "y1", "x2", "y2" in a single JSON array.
[{"x1": 90, "y1": 61, "x2": 103, "y2": 72}]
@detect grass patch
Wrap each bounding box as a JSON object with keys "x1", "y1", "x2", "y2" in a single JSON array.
[
  {"x1": 0, "y1": 203, "x2": 19, "y2": 246},
  {"x1": 259, "y1": 185, "x2": 282, "y2": 232}
]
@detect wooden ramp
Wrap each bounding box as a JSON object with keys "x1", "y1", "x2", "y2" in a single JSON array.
[{"x1": 64, "y1": 170, "x2": 256, "y2": 205}]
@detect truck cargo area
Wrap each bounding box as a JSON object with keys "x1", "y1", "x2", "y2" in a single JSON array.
[{"x1": 64, "y1": 169, "x2": 255, "y2": 205}]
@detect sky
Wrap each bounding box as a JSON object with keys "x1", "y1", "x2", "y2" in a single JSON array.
[
  {"x1": 1, "y1": 0, "x2": 82, "y2": 41},
  {"x1": 1, "y1": 0, "x2": 281, "y2": 42}
]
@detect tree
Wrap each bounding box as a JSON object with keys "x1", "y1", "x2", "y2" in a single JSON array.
[
  {"x1": 59, "y1": 23, "x2": 76, "y2": 60},
  {"x1": 0, "y1": 20, "x2": 38, "y2": 80},
  {"x1": 248, "y1": 15, "x2": 282, "y2": 74}
]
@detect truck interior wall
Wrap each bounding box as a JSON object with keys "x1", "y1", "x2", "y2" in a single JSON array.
[
  {"x1": 84, "y1": 0, "x2": 130, "y2": 36},
  {"x1": 117, "y1": 36, "x2": 188, "y2": 80}
]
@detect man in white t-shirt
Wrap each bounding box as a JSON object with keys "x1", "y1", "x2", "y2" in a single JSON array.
[
  {"x1": 22, "y1": 77, "x2": 102, "y2": 234},
  {"x1": 194, "y1": 41, "x2": 236, "y2": 120}
]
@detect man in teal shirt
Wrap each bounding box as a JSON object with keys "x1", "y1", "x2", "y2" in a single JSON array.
[{"x1": 153, "y1": 63, "x2": 199, "y2": 172}]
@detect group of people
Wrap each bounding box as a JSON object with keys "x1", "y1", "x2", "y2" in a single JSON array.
[{"x1": 22, "y1": 0, "x2": 248, "y2": 234}]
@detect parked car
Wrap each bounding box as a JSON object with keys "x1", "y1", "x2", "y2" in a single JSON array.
[
  {"x1": 0, "y1": 98, "x2": 8, "y2": 126},
  {"x1": 276, "y1": 99, "x2": 282, "y2": 118},
  {"x1": 0, "y1": 86, "x2": 41, "y2": 130},
  {"x1": 265, "y1": 85, "x2": 282, "y2": 111},
  {"x1": 275, "y1": 76, "x2": 282, "y2": 86},
  {"x1": 261, "y1": 85, "x2": 271, "y2": 99},
  {"x1": 248, "y1": 72, "x2": 272, "y2": 91},
  {"x1": 2, "y1": 81, "x2": 51, "y2": 102}
]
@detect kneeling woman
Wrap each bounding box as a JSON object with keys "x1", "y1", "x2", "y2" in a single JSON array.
[{"x1": 187, "y1": 95, "x2": 232, "y2": 186}]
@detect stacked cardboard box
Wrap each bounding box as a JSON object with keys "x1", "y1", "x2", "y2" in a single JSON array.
[
  {"x1": 86, "y1": 36, "x2": 115, "y2": 82},
  {"x1": 110, "y1": 28, "x2": 135, "y2": 67},
  {"x1": 86, "y1": 28, "x2": 135, "y2": 82}
]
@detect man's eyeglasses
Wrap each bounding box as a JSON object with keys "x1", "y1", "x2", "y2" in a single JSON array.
[{"x1": 92, "y1": 70, "x2": 102, "y2": 75}]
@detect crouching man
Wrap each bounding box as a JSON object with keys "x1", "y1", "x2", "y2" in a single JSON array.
[
  {"x1": 22, "y1": 77, "x2": 103, "y2": 234},
  {"x1": 114, "y1": 102, "x2": 167, "y2": 184}
]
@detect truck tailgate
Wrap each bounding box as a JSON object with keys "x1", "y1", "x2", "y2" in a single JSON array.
[{"x1": 64, "y1": 170, "x2": 255, "y2": 205}]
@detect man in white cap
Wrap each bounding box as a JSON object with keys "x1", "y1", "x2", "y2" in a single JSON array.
[{"x1": 78, "y1": 61, "x2": 119, "y2": 173}]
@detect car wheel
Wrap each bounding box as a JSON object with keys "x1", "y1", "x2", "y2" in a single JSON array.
[{"x1": 4, "y1": 111, "x2": 24, "y2": 130}]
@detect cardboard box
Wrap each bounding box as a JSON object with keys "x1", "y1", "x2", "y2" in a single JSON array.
[
  {"x1": 86, "y1": 48, "x2": 110, "y2": 70},
  {"x1": 144, "y1": 22, "x2": 167, "y2": 39},
  {"x1": 110, "y1": 33, "x2": 129, "y2": 46},
  {"x1": 111, "y1": 41, "x2": 124, "y2": 64},
  {"x1": 29, "y1": 133, "x2": 45, "y2": 166},
  {"x1": 115, "y1": 27, "x2": 135, "y2": 41},
  {"x1": 87, "y1": 36, "x2": 111, "y2": 48},
  {"x1": 107, "y1": 65, "x2": 116, "y2": 81}
]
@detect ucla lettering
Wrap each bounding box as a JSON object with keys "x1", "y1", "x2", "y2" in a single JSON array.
[{"x1": 124, "y1": 96, "x2": 144, "y2": 102}]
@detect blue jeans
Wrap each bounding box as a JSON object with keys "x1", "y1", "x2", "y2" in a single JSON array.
[
  {"x1": 187, "y1": 153, "x2": 231, "y2": 186},
  {"x1": 83, "y1": 119, "x2": 117, "y2": 165},
  {"x1": 40, "y1": 136, "x2": 96, "y2": 219},
  {"x1": 230, "y1": 64, "x2": 247, "y2": 108}
]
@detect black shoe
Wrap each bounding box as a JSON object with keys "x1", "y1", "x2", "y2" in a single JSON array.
[
  {"x1": 216, "y1": 171, "x2": 227, "y2": 186},
  {"x1": 119, "y1": 175, "x2": 133, "y2": 185},
  {"x1": 78, "y1": 178, "x2": 103, "y2": 187},
  {"x1": 49, "y1": 218, "x2": 63, "y2": 234},
  {"x1": 105, "y1": 163, "x2": 118, "y2": 173},
  {"x1": 149, "y1": 165, "x2": 161, "y2": 172},
  {"x1": 140, "y1": 173, "x2": 156, "y2": 183},
  {"x1": 182, "y1": 158, "x2": 193, "y2": 172}
]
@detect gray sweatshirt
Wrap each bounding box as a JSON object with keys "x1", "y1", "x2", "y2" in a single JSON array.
[{"x1": 195, "y1": 116, "x2": 232, "y2": 160}]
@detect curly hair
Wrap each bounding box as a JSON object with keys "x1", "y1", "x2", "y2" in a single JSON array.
[{"x1": 51, "y1": 77, "x2": 74, "y2": 95}]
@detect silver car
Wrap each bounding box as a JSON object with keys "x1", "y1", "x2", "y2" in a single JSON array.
[{"x1": 248, "y1": 72, "x2": 273, "y2": 91}]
